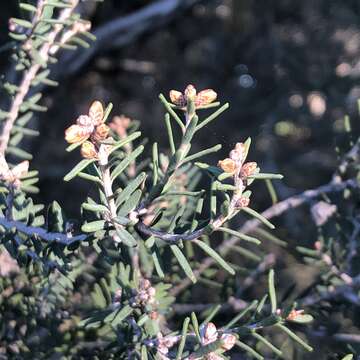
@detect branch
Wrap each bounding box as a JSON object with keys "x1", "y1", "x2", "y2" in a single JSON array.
[
  {"x1": 0, "y1": 0, "x2": 79, "y2": 155},
  {"x1": 56, "y1": 0, "x2": 200, "y2": 76},
  {"x1": 0, "y1": 217, "x2": 86, "y2": 245},
  {"x1": 171, "y1": 178, "x2": 357, "y2": 296}
]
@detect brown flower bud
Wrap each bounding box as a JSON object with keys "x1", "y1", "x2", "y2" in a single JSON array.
[
  {"x1": 89, "y1": 100, "x2": 104, "y2": 126},
  {"x1": 184, "y1": 84, "x2": 197, "y2": 101},
  {"x1": 92, "y1": 124, "x2": 110, "y2": 142},
  {"x1": 218, "y1": 158, "x2": 236, "y2": 173},
  {"x1": 235, "y1": 196, "x2": 250, "y2": 208},
  {"x1": 80, "y1": 141, "x2": 98, "y2": 159},
  {"x1": 221, "y1": 333, "x2": 236, "y2": 351},
  {"x1": 65, "y1": 124, "x2": 91, "y2": 144},
  {"x1": 169, "y1": 90, "x2": 186, "y2": 107},
  {"x1": 240, "y1": 162, "x2": 257, "y2": 178},
  {"x1": 195, "y1": 89, "x2": 217, "y2": 107}
]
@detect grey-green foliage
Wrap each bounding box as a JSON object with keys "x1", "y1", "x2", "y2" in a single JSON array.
[
  {"x1": 1, "y1": 0, "x2": 96, "y2": 160},
  {"x1": 0, "y1": 2, "x2": 321, "y2": 359}
]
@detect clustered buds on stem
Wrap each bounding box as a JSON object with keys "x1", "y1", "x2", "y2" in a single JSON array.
[
  {"x1": 130, "y1": 278, "x2": 157, "y2": 308},
  {"x1": 169, "y1": 85, "x2": 217, "y2": 109},
  {"x1": 218, "y1": 142, "x2": 257, "y2": 209},
  {"x1": 64, "y1": 101, "x2": 111, "y2": 159}
]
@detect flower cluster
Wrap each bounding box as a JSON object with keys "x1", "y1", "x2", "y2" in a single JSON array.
[
  {"x1": 64, "y1": 101, "x2": 110, "y2": 159},
  {"x1": 218, "y1": 142, "x2": 258, "y2": 208},
  {"x1": 189, "y1": 322, "x2": 236, "y2": 360},
  {"x1": 169, "y1": 85, "x2": 217, "y2": 109},
  {"x1": 130, "y1": 278, "x2": 156, "y2": 309}
]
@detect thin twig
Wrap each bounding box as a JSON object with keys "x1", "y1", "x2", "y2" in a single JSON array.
[
  {"x1": 57, "y1": 0, "x2": 201, "y2": 75},
  {"x1": 0, "y1": 217, "x2": 86, "y2": 245}
]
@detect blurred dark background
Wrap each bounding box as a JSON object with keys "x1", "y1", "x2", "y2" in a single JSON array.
[
  {"x1": 1, "y1": 1, "x2": 360, "y2": 357},
  {"x1": 1, "y1": 0, "x2": 360, "y2": 217}
]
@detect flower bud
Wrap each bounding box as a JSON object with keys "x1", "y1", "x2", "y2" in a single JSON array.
[
  {"x1": 218, "y1": 158, "x2": 236, "y2": 173},
  {"x1": 65, "y1": 124, "x2": 90, "y2": 144},
  {"x1": 200, "y1": 322, "x2": 218, "y2": 344},
  {"x1": 286, "y1": 309, "x2": 304, "y2": 321},
  {"x1": 235, "y1": 142, "x2": 245, "y2": 152},
  {"x1": 169, "y1": 90, "x2": 186, "y2": 107},
  {"x1": 148, "y1": 287, "x2": 156, "y2": 297},
  {"x1": 140, "y1": 279, "x2": 151, "y2": 290},
  {"x1": 235, "y1": 196, "x2": 250, "y2": 208},
  {"x1": 195, "y1": 89, "x2": 217, "y2": 107},
  {"x1": 221, "y1": 333, "x2": 236, "y2": 351},
  {"x1": 92, "y1": 124, "x2": 110, "y2": 142},
  {"x1": 240, "y1": 162, "x2": 257, "y2": 178},
  {"x1": 184, "y1": 84, "x2": 197, "y2": 101},
  {"x1": 80, "y1": 141, "x2": 98, "y2": 159},
  {"x1": 76, "y1": 115, "x2": 93, "y2": 127}
]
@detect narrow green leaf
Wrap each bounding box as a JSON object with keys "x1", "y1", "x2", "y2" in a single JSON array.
[
  {"x1": 82, "y1": 220, "x2": 106, "y2": 233},
  {"x1": 6, "y1": 146, "x2": 32, "y2": 160},
  {"x1": 191, "y1": 312, "x2": 201, "y2": 343},
  {"x1": 218, "y1": 227, "x2": 261, "y2": 245},
  {"x1": 19, "y1": 3, "x2": 37, "y2": 12},
  {"x1": 252, "y1": 332, "x2": 282, "y2": 356},
  {"x1": 195, "y1": 103, "x2": 229, "y2": 131},
  {"x1": 64, "y1": 159, "x2": 96, "y2": 181},
  {"x1": 103, "y1": 102, "x2": 113, "y2": 123},
  {"x1": 165, "y1": 113, "x2": 175, "y2": 155},
  {"x1": 82, "y1": 202, "x2": 109, "y2": 213},
  {"x1": 276, "y1": 323, "x2": 313, "y2": 352},
  {"x1": 194, "y1": 239, "x2": 235, "y2": 275},
  {"x1": 11, "y1": 18, "x2": 32, "y2": 28},
  {"x1": 115, "y1": 227, "x2": 137, "y2": 247},
  {"x1": 224, "y1": 300, "x2": 258, "y2": 329},
  {"x1": 176, "y1": 317, "x2": 190, "y2": 360},
  {"x1": 183, "y1": 144, "x2": 222, "y2": 163},
  {"x1": 111, "y1": 145, "x2": 144, "y2": 180},
  {"x1": 235, "y1": 340, "x2": 264, "y2": 360},
  {"x1": 341, "y1": 355, "x2": 354, "y2": 360},
  {"x1": 152, "y1": 143, "x2": 159, "y2": 186},
  {"x1": 78, "y1": 172, "x2": 102, "y2": 184},
  {"x1": 118, "y1": 189, "x2": 142, "y2": 217},
  {"x1": 151, "y1": 249, "x2": 165, "y2": 278},
  {"x1": 141, "y1": 346, "x2": 148, "y2": 360},
  {"x1": 109, "y1": 305, "x2": 133, "y2": 326},
  {"x1": 109, "y1": 131, "x2": 141, "y2": 154},
  {"x1": 248, "y1": 173, "x2": 283, "y2": 180},
  {"x1": 242, "y1": 207, "x2": 275, "y2": 229},
  {"x1": 115, "y1": 172, "x2": 146, "y2": 207},
  {"x1": 159, "y1": 93, "x2": 185, "y2": 132},
  {"x1": 268, "y1": 269, "x2": 277, "y2": 313},
  {"x1": 170, "y1": 245, "x2": 196, "y2": 283}
]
